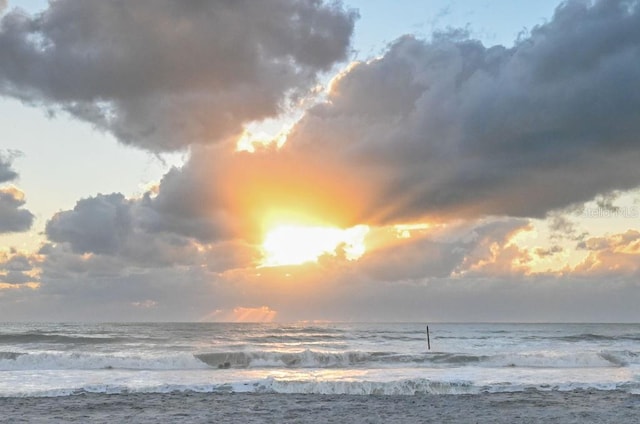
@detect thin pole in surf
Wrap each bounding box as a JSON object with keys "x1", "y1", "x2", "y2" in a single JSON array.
[{"x1": 426, "y1": 325, "x2": 431, "y2": 350}]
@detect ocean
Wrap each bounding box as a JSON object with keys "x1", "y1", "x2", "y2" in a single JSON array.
[{"x1": 1, "y1": 322, "x2": 639, "y2": 397}]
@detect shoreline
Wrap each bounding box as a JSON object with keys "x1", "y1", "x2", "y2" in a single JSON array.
[{"x1": 1, "y1": 390, "x2": 638, "y2": 423}]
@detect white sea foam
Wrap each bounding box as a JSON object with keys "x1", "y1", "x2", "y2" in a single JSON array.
[
  {"x1": 0, "y1": 351, "x2": 207, "y2": 371},
  {"x1": 1, "y1": 322, "x2": 639, "y2": 397},
  {"x1": 3, "y1": 348, "x2": 634, "y2": 371},
  {"x1": 485, "y1": 350, "x2": 638, "y2": 368},
  {"x1": 3, "y1": 376, "x2": 639, "y2": 398}
]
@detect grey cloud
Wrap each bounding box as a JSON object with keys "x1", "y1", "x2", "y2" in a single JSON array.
[
  {"x1": 547, "y1": 212, "x2": 588, "y2": 242},
  {"x1": 0, "y1": 187, "x2": 34, "y2": 233},
  {"x1": 4, "y1": 268, "x2": 639, "y2": 322},
  {"x1": 355, "y1": 218, "x2": 530, "y2": 282},
  {"x1": 44, "y1": 190, "x2": 259, "y2": 270},
  {"x1": 0, "y1": 251, "x2": 39, "y2": 287},
  {"x1": 7, "y1": 261, "x2": 221, "y2": 321},
  {"x1": 46, "y1": 193, "x2": 132, "y2": 255},
  {"x1": 140, "y1": 163, "x2": 236, "y2": 242},
  {"x1": 577, "y1": 229, "x2": 640, "y2": 251},
  {"x1": 574, "y1": 230, "x2": 640, "y2": 276},
  {"x1": 0, "y1": 150, "x2": 18, "y2": 183},
  {"x1": 0, "y1": 0, "x2": 356, "y2": 151},
  {"x1": 595, "y1": 192, "x2": 621, "y2": 212},
  {"x1": 0, "y1": 151, "x2": 34, "y2": 233},
  {"x1": 288, "y1": 0, "x2": 640, "y2": 223},
  {"x1": 453, "y1": 218, "x2": 531, "y2": 276},
  {"x1": 9, "y1": 210, "x2": 640, "y2": 322},
  {"x1": 3, "y1": 252, "x2": 33, "y2": 271},
  {"x1": 32, "y1": 234, "x2": 260, "y2": 321},
  {"x1": 535, "y1": 245, "x2": 563, "y2": 258},
  {"x1": 1, "y1": 270, "x2": 32, "y2": 284},
  {"x1": 315, "y1": 276, "x2": 640, "y2": 323}
]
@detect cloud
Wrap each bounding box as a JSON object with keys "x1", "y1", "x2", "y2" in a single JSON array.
[
  {"x1": 6, "y1": 0, "x2": 640, "y2": 323},
  {"x1": 105, "y1": 0, "x2": 640, "y2": 240},
  {"x1": 0, "y1": 186, "x2": 34, "y2": 233},
  {"x1": 45, "y1": 191, "x2": 260, "y2": 269},
  {"x1": 201, "y1": 306, "x2": 278, "y2": 323},
  {"x1": 575, "y1": 230, "x2": 640, "y2": 275},
  {"x1": 0, "y1": 249, "x2": 40, "y2": 289},
  {"x1": 0, "y1": 151, "x2": 34, "y2": 234},
  {"x1": 46, "y1": 193, "x2": 131, "y2": 255},
  {"x1": 34, "y1": 194, "x2": 535, "y2": 320},
  {"x1": 349, "y1": 217, "x2": 531, "y2": 282},
  {"x1": 6, "y1": 207, "x2": 640, "y2": 322},
  {"x1": 149, "y1": 145, "x2": 373, "y2": 243},
  {"x1": 206, "y1": 256, "x2": 640, "y2": 323},
  {"x1": 0, "y1": 0, "x2": 6, "y2": 14},
  {"x1": 0, "y1": 0, "x2": 356, "y2": 151},
  {"x1": 535, "y1": 245, "x2": 563, "y2": 258},
  {"x1": 285, "y1": 0, "x2": 640, "y2": 223},
  {"x1": 0, "y1": 150, "x2": 18, "y2": 183}
]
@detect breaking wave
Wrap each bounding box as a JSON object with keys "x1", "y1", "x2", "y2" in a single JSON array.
[
  {"x1": 0, "y1": 351, "x2": 207, "y2": 371},
  {"x1": 3, "y1": 348, "x2": 635, "y2": 371},
  {"x1": 195, "y1": 349, "x2": 639, "y2": 369},
  {"x1": 9, "y1": 377, "x2": 640, "y2": 398}
]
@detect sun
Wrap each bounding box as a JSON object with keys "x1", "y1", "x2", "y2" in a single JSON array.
[{"x1": 261, "y1": 224, "x2": 369, "y2": 267}]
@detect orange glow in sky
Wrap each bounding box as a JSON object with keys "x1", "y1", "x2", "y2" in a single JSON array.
[{"x1": 261, "y1": 224, "x2": 369, "y2": 266}]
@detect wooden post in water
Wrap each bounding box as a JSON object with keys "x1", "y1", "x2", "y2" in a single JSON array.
[{"x1": 426, "y1": 325, "x2": 431, "y2": 350}]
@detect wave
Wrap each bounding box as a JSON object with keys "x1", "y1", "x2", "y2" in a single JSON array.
[
  {"x1": 553, "y1": 333, "x2": 640, "y2": 343},
  {"x1": 0, "y1": 351, "x2": 207, "y2": 371},
  {"x1": 0, "y1": 351, "x2": 26, "y2": 360},
  {"x1": 195, "y1": 349, "x2": 640, "y2": 370},
  {"x1": 1, "y1": 348, "x2": 637, "y2": 371},
  {"x1": 7, "y1": 378, "x2": 640, "y2": 398},
  {"x1": 194, "y1": 350, "x2": 493, "y2": 369},
  {"x1": 557, "y1": 333, "x2": 620, "y2": 342},
  {"x1": 196, "y1": 350, "x2": 378, "y2": 369},
  {"x1": 0, "y1": 333, "x2": 127, "y2": 345},
  {"x1": 487, "y1": 350, "x2": 639, "y2": 368}
]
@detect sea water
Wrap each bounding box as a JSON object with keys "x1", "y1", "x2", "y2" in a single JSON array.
[{"x1": 0, "y1": 322, "x2": 639, "y2": 397}]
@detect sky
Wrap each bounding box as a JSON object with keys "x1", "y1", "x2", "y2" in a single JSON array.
[{"x1": 1, "y1": 0, "x2": 640, "y2": 322}]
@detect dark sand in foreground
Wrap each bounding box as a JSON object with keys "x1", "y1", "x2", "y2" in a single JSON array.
[{"x1": 1, "y1": 390, "x2": 638, "y2": 423}]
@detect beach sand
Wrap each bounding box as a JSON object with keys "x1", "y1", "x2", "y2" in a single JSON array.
[{"x1": 1, "y1": 390, "x2": 638, "y2": 423}]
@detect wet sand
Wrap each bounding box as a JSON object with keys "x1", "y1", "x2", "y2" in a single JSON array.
[{"x1": 1, "y1": 390, "x2": 638, "y2": 423}]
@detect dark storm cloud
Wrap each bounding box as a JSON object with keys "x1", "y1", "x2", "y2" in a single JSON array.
[
  {"x1": 288, "y1": 0, "x2": 640, "y2": 223},
  {"x1": 0, "y1": 0, "x2": 356, "y2": 150},
  {"x1": 0, "y1": 187, "x2": 34, "y2": 233}
]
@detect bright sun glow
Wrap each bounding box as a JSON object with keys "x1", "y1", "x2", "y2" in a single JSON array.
[
  {"x1": 235, "y1": 119, "x2": 293, "y2": 152},
  {"x1": 261, "y1": 224, "x2": 369, "y2": 267}
]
